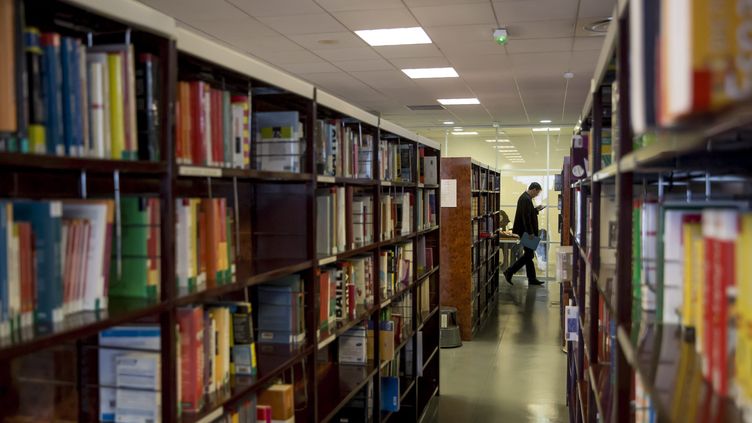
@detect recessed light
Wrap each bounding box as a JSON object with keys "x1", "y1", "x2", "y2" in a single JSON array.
[
  {"x1": 453, "y1": 127, "x2": 463, "y2": 131},
  {"x1": 532, "y1": 127, "x2": 560, "y2": 132},
  {"x1": 452, "y1": 131, "x2": 478, "y2": 135},
  {"x1": 485, "y1": 139, "x2": 510, "y2": 143},
  {"x1": 354, "y1": 27, "x2": 432, "y2": 46},
  {"x1": 402, "y1": 67, "x2": 458, "y2": 79},
  {"x1": 437, "y1": 98, "x2": 480, "y2": 105},
  {"x1": 443, "y1": 121, "x2": 454, "y2": 125},
  {"x1": 540, "y1": 119, "x2": 552, "y2": 123},
  {"x1": 495, "y1": 146, "x2": 516, "y2": 149}
]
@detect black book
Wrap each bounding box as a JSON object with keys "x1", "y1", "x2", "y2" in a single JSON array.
[{"x1": 135, "y1": 52, "x2": 160, "y2": 161}]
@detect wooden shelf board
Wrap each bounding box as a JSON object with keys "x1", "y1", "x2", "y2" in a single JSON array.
[{"x1": 0, "y1": 153, "x2": 166, "y2": 174}]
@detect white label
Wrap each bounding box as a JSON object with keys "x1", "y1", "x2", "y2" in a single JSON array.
[
  {"x1": 565, "y1": 306, "x2": 579, "y2": 342},
  {"x1": 317, "y1": 175, "x2": 336, "y2": 184},
  {"x1": 178, "y1": 166, "x2": 222, "y2": 177},
  {"x1": 440, "y1": 179, "x2": 457, "y2": 208}
]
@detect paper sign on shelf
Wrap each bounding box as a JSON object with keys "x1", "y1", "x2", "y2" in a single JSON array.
[{"x1": 440, "y1": 179, "x2": 457, "y2": 208}]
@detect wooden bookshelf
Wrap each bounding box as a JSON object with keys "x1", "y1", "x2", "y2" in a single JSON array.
[
  {"x1": 565, "y1": 3, "x2": 752, "y2": 423},
  {"x1": 439, "y1": 158, "x2": 500, "y2": 341},
  {"x1": 0, "y1": 0, "x2": 440, "y2": 421}
]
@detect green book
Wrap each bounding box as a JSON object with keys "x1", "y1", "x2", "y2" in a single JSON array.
[{"x1": 632, "y1": 200, "x2": 642, "y2": 324}]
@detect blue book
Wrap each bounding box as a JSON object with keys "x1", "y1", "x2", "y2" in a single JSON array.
[
  {"x1": 380, "y1": 376, "x2": 400, "y2": 412},
  {"x1": 257, "y1": 303, "x2": 296, "y2": 332},
  {"x1": 40, "y1": 33, "x2": 64, "y2": 156},
  {"x1": 0, "y1": 202, "x2": 9, "y2": 326},
  {"x1": 60, "y1": 37, "x2": 79, "y2": 157},
  {"x1": 13, "y1": 201, "x2": 63, "y2": 330}
]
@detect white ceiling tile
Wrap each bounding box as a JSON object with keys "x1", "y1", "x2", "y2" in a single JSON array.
[
  {"x1": 493, "y1": 0, "x2": 578, "y2": 23},
  {"x1": 279, "y1": 61, "x2": 341, "y2": 74},
  {"x1": 316, "y1": 0, "x2": 405, "y2": 12},
  {"x1": 332, "y1": 8, "x2": 419, "y2": 30},
  {"x1": 504, "y1": 37, "x2": 573, "y2": 54},
  {"x1": 140, "y1": 0, "x2": 240, "y2": 22},
  {"x1": 387, "y1": 56, "x2": 452, "y2": 69},
  {"x1": 313, "y1": 47, "x2": 382, "y2": 62},
  {"x1": 441, "y1": 41, "x2": 511, "y2": 57},
  {"x1": 287, "y1": 32, "x2": 368, "y2": 50},
  {"x1": 243, "y1": 36, "x2": 306, "y2": 54},
  {"x1": 332, "y1": 59, "x2": 395, "y2": 72},
  {"x1": 404, "y1": 0, "x2": 488, "y2": 6},
  {"x1": 505, "y1": 20, "x2": 576, "y2": 39},
  {"x1": 410, "y1": 3, "x2": 497, "y2": 27},
  {"x1": 261, "y1": 49, "x2": 324, "y2": 65},
  {"x1": 572, "y1": 36, "x2": 605, "y2": 51},
  {"x1": 257, "y1": 13, "x2": 348, "y2": 35},
  {"x1": 578, "y1": 0, "x2": 617, "y2": 18},
  {"x1": 374, "y1": 44, "x2": 444, "y2": 59},
  {"x1": 226, "y1": 0, "x2": 324, "y2": 17},
  {"x1": 424, "y1": 24, "x2": 492, "y2": 43}
]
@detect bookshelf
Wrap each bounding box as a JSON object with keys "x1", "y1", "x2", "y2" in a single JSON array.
[
  {"x1": 439, "y1": 158, "x2": 500, "y2": 341},
  {"x1": 0, "y1": 0, "x2": 441, "y2": 421},
  {"x1": 565, "y1": 2, "x2": 752, "y2": 423}
]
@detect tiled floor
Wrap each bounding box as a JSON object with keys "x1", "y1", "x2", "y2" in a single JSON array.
[{"x1": 428, "y1": 277, "x2": 568, "y2": 422}]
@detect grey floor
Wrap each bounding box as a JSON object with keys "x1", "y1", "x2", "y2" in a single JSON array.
[{"x1": 428, "y1": 276, "x2": 568, "y2": 423}]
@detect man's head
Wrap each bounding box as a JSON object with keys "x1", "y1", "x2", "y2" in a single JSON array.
[{"x1": 527, "y1": 182, "x2": 542, "y2": 198}]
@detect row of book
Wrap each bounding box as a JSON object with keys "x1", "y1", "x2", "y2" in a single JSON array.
[
  {"x1": 381, "y1": 192, "x2": 413, "y2": 241},
  {"x1": 315, "y1": 187, "x2": 374, "y2": 257},
  {"x1": 315, "y1": 119, "x2": 373, "y2": 178},
  {"x1": 177, "y1": 301, "x2": 258, "y2": 413},
  {"x1": 176, "y1": 81, "x2": 249, "y2": 168},
  {"x1": 379, "y1": 243, "x2": 413, "y2": 301},
  {"x1": 417, "y1": 148, "x2": 438, "y2": 186},
  {"x1": 0, "y1": 3, "x2": 162, "y2": 160},
  {"x1": 416, "y1": 237, "x2": 434, "y2": 276},
  {"x1": 416, "y1": 189, "x2": 438, "y2": 231},
  {"x1": 378, "y1": 140, "x2": 413, "y2": 182},
  {"x1": 470, "y1": 166, "x2": 499, "y2": 191},
  {"x1": 318, "y1": 256, "x2": 375, "y2": 332},
  {"x1": 257, "y1": 275, "x2": 305, "y2": 346},
  {"x1": 0, "y1": 197, "x2": 159, "y2": 335},
  {"x1": 175, "y1": 198, "x2": 236, "y2": 295},
  {"x1": 633, "y1": 201, "x2": 752, "y2": 404},
  {"x1": 629, "y1": 0, "x2": 752, "y2": 135}
]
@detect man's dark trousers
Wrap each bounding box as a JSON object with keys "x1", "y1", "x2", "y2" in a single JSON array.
[{"x1": 506, "y1": 246, "x2": 536, "y2": 281}]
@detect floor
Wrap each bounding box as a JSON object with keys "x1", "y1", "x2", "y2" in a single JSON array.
[{"x1": 428, "y1": 276, "x2": 568, "y2": 423}]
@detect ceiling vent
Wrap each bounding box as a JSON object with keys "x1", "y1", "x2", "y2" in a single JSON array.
[
  {"x1": 584, "y1": 17, "x2": 612, "y2": 34},
  {"x1": 407, "y1": 104, "x2": 446, "y2": 111}
]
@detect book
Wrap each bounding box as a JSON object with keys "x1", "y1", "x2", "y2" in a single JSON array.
[
  {"x1": 0, "y1": 0, "x2": 16, "y2": 135},
  {"x1": 681, "y1": 219, "x2": 703, "y2": 334},
  {"x1": 257, "y1": 275, "x2": 305, "y2": 345},
  {"x1": 339, "y1": 326, "x2": 367, "y2": 365},
  {"x1": 230, "y1": 95, "x2": 250, "y2": 169},
  {"x1": 660, "y1": 209, "x2": 701, "y2": 324},
  {"x1": 423, "y1": 156, "x2": 437, "y2": 185},
  {"x1": 114, "y1": 353, "x2": 161, "y2": 423},
  {"x1": 98, "y1": 325, "x2": 161, "y2": 422},
  {"x1": 255, "y1": 111, "x2": 302, "y2": 173},
  {"x1": 135, "y1": 53, "x2": 160, "y2": 161},
  {"x1": 178, "y1": 306, "x2": 204, "y2": 413},
  {"x1": 380, "y1": 377, "x2": 400, "y2": 412},
  {"x1": 25, "y1": 27, "x2": 46, "y2": 154},
  {"x1": 736, "y1": 213, "x2": 752, "y2": 406},
  {"x1": 41, "y1": 33, "x2": 64, "y2": 156}
]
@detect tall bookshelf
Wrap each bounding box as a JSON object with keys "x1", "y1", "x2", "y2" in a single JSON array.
[
  {"x1": 0, "y1": 0, "x2": 441, "y2": 421},
  {"x1": 565, "y1": 2, "x2": 752, "y2": 423},
  {"x1": 439, "y1": 158, "x2": 500, "y2": 341}
]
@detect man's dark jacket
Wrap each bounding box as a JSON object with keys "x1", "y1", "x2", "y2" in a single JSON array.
[{"x1": 512, "y1": 191, "x2": 539, "y2": 237}]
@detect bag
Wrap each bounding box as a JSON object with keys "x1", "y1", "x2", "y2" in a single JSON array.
[{"x1": 521, "y1": 232, "x2": 541, "y2": 250}]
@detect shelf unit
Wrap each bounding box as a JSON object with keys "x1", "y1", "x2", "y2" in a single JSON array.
[
  {"x1": 0, "y1": 0, "x2": 441, "y2": 421},
  {"x1": 565, "y1": 2, "x2": 752, "y2": 423},
  {"x1": 439, "y1": 158, "x2": 501, "y2": 341}
]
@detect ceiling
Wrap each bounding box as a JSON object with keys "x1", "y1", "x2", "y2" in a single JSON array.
[{"x1": 137, "y1": 0, "x2": 614, "y2": 163}]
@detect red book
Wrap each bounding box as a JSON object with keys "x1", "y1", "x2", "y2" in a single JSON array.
[
  {"x1": 713, "y1": 210, "x2": 737, "y2": 395},
  {"x1": 257, "y1": 405, "x2": 272, "y2": 423},
  {"x1": 703, "y1": 211, "x2": 717, "y2": 383},
  {"x1": 347, "y1": 283, "x2": 356, "y2": 320},
  {"x1": 176, "y1": 82, "x2": 189, "y2": 163},
  {"x1": 17, "y1": 223, "x2": 33, "y2": 317},
  {"x1": 178, "y1": 306, "x2": 204, "y2": 413},
  {"x1": 318, "y1": 270, "x2": 329, "y2": 329},
  {"x1": 189, "y1": 81, "x2": 206, "y2": 165},
  {"x1": 212, "y1": 89, "x2": 223, "y2": 167}
]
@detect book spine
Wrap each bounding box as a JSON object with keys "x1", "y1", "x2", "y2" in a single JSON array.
[
  {"x1": 222, "y1": 91, "x2": 231, "y2": 168},
  {"x1": 41, "y1": 33, "x2": 64, "y2": 156},
  {"x1": 0, "y1": 0, "x2": 17, "y2": 138},
  {"x1": 136, "y1": 53, "x2": 159, "y2": 161},
  {"x1": 107, "y1": 53, "x2": 125, "y2": 160}
]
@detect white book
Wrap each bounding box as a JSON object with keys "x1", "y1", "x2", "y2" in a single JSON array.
[
  {"x1": 175, "y1": 200, "x2": 189, "y2": 294},
  {"x1": 351, "y1": 258, "x2": 366, "y2": 306},
  {"x1": 641, "y1": 202, "x2": 658, "y2": 315},
  {"x1": 423, "y1": 156, "x2": 437, "y2": 185},
  {"x1": 115, "y1": 353, "x2": 161, "y2": 423},
  {"x1": 231, "y1": 102, "x2": 245, "y2": 169},
  {"x1": 63, "y1": 202, "x2": 110, "y2": 311},
  {"x1": 352, "y1": 199, "x2": 364, "y2": 248},
  {"x1": 78, "y1": 43, "x2": 89, "y2": 158},
  {"x1": 336, "y1": 187, "x2": 346, "y2": 253},
  {"x1": 8, "y1": 222, "x2": 20, "y2": 325},
  {"x1": 316, "y1": 193, "x2": 331, "y2": 256},
  {"x1": 85, "y1": 54, "x2": 110, "y2": 158}
]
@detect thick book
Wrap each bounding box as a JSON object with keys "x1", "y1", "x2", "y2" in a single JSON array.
[
  {"x1": 24, "y1": 27, "x2": 46, "y2": 154},
  {"x1": 230, "y1": 95, "x2": 249, "y2": 169},
  {"x1": 177, "y1": 307, "x2": 204, "y2": 413},
  {"x1": 41, "y1": 33, "x2": 65, "y2": 156},
  {"x1": 255, "y1": 111, "x2": 301, "y2": 172},
  {"x1": 135, "y1": 53, "x2": 160, "y2": 161},
  {"x1": 0, "y1": 0, "x2": 16, "y2": 135}
]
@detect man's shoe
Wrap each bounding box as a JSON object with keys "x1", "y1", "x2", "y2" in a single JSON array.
[
  {"x1": 503, "y1": 270, "x2": 513, "y2": 285},
  {"x1": 528, "y1": 279, "x2": 545, "y2": 286}
]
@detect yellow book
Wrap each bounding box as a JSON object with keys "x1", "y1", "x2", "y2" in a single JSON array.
[
  {"x1": 736, "y1": 214, "x2": 752, "y2": 403},
  {"x1": 107, "y1": 53, "x2": 125, "y2": 160},
  {"x1": 693, "y1": 237, "x2": 706, "y2": 356},
  {"x1": 209, "y1": 307, "x2": 231, "y2": 389},
  {"x1": 682, "y1": 222, "x2": 703, "y2": 331}
]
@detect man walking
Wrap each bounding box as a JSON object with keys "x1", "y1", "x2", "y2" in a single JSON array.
[{"x1": 503, "y1": 182, "x2": 545, "y2": 286}]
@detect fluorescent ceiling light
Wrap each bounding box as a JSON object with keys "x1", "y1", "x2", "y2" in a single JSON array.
[
  {"x1": 485, "y1": 139, "x2": 510, "y2": 143},
  {"x1": 452, "y1": 131, "x2": 478, "y2": 135},
  {"x1": 443, "y1": 121, "x2": 454, "y2": 125},
  {"x1": 452, "y1": 127, "x2": 463, "y2": 131},
  {"x1": 540, "y1": 119, "x2": 552, "y2": 123},
  {"x1": 437, "y1": 98, "x2": 480, "y2": 105},
  {"x1": 402, "y1": 67, "x2": 458, "y2": 79},
  {"x1": 532, "y1": 127, "x2": 560, "y2": 132},
  {"x1": 494, "y1": 145, "x2": 516, "y2": 149},
  {"x1": 354, "y1": 27, "x2": 432, "y2": 46}
]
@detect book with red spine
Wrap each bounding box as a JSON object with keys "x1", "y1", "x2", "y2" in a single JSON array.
[
  {"x1": 189, "y1": 81, "x2": 206, "y2": 165},
  {"x1": 178, "y1": 306, "x2": 204, "y2": 413},
  {"x1": 211, "y1": 88, "x2": 222, "y2": 167}
]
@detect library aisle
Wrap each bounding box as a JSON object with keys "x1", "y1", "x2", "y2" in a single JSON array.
[{"x1": 431, "y1": 279, "x2": 567, "y2": 423}]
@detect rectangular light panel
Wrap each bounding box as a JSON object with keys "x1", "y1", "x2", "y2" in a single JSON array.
[
  {"x1": 402, "y1": 67, "x2": 458, "y2": 79},
  {"x1": 355, "y1": 27, "x2": 432, "y2": 46}
]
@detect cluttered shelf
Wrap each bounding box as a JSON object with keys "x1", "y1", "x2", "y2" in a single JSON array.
[
  {"x1": 316, "y1": 175, "x2": 377, "y2": 186},
  {"x1": 318, "y1": 304, "x2": 379, "y2": 350},
  {"x1": 0, "y1": 297, "x2": 166, "y2": 361},
  {"x1": 180, "y1": 344, "x2": 313, "y2": 423},
  {"x1": 317, "y1": 360, "x2": 379, "y2": 423},
  {"x1": 616, "y1": 322, "x2": 746, "y2": 423}
]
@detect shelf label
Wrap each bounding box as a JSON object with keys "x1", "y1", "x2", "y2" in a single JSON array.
[
  {"x1": 317, "y1": 175, "x2": 336, "y2": 184},
  {"x1": 440, "y1": 179, "x2": 457, "y2": 208},
  {"x1": 565, "y1": 306, "x2": 579, "y2": 342},
  {"x1": 179, "y1": 166, "x2": 222, "y2": 177},
  {"x1": 318, "y1": 256, "x2": 337, "y2": 266}
]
